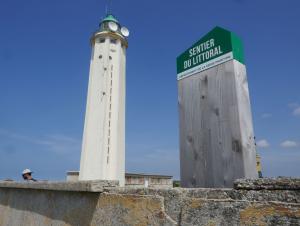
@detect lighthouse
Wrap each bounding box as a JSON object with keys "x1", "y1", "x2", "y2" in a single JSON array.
[{"x1": 79, "y1": 14, "x2": 129, "y2": 186}]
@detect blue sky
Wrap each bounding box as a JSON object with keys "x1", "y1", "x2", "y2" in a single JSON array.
[{"x1": 0, "y1": 0, "x2": 299, "y2": 181}]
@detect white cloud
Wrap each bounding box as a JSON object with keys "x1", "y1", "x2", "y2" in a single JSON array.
[
  {"x1": 280, "y1": 140, "x2": 298, "y2": 148},
  {"x1": 292, "y1": 107, "x2": 300, "y2": 116},
  {"x1": 0, "y1": 128, "x2": 80, "y2": 154},
  {"x1": 261, "y1": 113, "x2": 272, "y2": 119},
  {"x1": 288, "y1": 103, "x2": 299, "y2": 109},
  {"x1": 42, "y1": 134, "x2": 80, "y2": 154},
  {"x1": 288, "y1": 103, "x2": 300, "y2": 117},
  {"x1": 256, "y1": 139, "x2": 270, "y2": 148}
]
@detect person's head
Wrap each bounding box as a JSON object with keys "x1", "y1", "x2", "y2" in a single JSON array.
[{"x1": 22, "y1": 169, "x2": 33, "y2": 180}]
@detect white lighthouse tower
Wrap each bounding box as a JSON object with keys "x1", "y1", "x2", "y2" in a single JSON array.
[{"x1": 79, "y1": 14, "x2": 129, "y2": 186}]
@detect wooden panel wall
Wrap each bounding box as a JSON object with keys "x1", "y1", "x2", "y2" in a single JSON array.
[{"x1": 178, "y1": 60, "x2": 257, "y2": 188}]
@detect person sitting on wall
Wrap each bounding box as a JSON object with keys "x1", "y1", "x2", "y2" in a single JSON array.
[{"x1": 22, "y1": 169, "x2": 37, "y2": 182}]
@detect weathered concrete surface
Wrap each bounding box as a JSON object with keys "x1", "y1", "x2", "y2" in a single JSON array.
[
  {"x1": 0, "y1": 186, "x2": 174, "y2": 226},
  {"x1": 178, "y1": 60, "x2": 257, "y2": 188},
  {"x1": 235, "y1": 177, "x2": 300, "y2": 190},
  {"x1": 0, "y1": 178, "x2": 299, "y2": 226},
  {"x1": 0, "y1": 180, "x2": 118, "y2": 192}
]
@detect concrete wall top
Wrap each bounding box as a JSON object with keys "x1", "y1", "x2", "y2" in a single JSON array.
[
  {"x1": 0, "y1": 178, "x2": 299, "y2": 226},
  {"x1": 1, "y1": 178, "x2": 299, "y2": 193},
  {"x1": 0, "y1": 180, "x2": 118, "y2": 192},
  {"x1": 234, "y1": 177, "x2": 300, "y2": 190}
]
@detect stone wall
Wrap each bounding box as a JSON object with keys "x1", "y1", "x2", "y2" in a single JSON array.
[{"x1": 0, "y1": 178, "x2": 299, "y2": 226}]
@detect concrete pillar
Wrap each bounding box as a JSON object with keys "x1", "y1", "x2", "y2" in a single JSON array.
[{"x1": 177, "y1": 27, "x2": 257, "y2": 188}]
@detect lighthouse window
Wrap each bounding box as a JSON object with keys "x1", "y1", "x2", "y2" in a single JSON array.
[
  {"x1": 110, "y1": 39, "x2": 117, "y2": 44},
  {"x1": 99, "y1": 55, "x2": 102, "y2": 59},
  {"x1": 99, "y1": 39, "x2": 105, "y2": 43},
  {"x1": 109, "y1": 56, "x2": 112, "y2": 60}
]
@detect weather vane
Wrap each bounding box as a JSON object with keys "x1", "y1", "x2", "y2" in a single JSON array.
[{"x1": 105, "y1": 0, "x2": 112, "y2": 15}]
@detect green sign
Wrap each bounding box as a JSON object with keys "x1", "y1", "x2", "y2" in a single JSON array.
[{"x1": 177, "y1": 26, "x2": 244, "y2": 80}]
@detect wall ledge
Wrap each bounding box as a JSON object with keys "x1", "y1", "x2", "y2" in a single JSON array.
[
  {"x1": 0, "y1": 180, "x2": 118, "y2": 192},
  {"x1": 234, "y1": 177, "x2": 300, "y2": 190}
]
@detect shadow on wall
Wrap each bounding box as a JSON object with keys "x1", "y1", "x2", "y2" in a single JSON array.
[
  {"x1": 0, "y1": 188, "x2": 99, "y2": 226},
  {"x1": 0, "y1": 187, "x2": 171, "y2": 226}
]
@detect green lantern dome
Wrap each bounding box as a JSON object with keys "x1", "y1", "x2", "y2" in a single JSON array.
[{"x1": 101, "y1": 14, "x2": 118, "y2": 23}]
